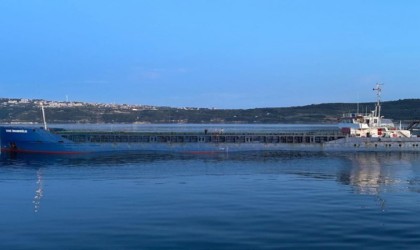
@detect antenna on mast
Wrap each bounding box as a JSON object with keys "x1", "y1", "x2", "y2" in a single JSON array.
[
  {"x1": 373, "y1": 83, "x2": 384, "y2": 125},
  {"x1": 40, "y1": 102, "x2": 48, "y2": 130},
  {"x1": 373, "y1": 83, "x2": 383, "y2": 103}
]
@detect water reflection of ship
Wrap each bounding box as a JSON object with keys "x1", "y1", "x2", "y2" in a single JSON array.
[
  {"x1": 348, "y1": 154, "x2": 384, "y2": 195},
  {"x1": 3, "y1": 151, "x2": 420, "y2": 212},
  {"x1": 339, "y1": 153, "x2": 418, "y2": 195},
  {"x1": 33, "y1": 169, "x2": 43, "y2": 213}
]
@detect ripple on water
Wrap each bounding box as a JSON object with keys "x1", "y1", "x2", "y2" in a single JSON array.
[{"x1": 1, "y1": 152, "x2": 420, "y2": 249}]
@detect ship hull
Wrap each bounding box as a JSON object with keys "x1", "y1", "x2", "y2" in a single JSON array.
[{"x1": 1, "y1": 126, "x2": 420, "y2": 155}]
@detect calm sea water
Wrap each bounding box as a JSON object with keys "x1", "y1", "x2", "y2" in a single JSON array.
[{"x1": 1, "y1": 125, "x2": 420, "y2": 249}]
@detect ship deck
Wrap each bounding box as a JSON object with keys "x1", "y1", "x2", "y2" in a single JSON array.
[{"x1": 54, "y1": 129, "x2": 346, "y2": 144}]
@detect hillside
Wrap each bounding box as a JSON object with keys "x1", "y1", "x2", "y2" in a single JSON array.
[{"x1": 1, "y1": 98, "x2": 420, "y2": 124}]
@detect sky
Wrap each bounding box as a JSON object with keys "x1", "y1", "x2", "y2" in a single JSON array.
[{"x1": 1, "y1": 0, "x2": 420, "y2": 109}]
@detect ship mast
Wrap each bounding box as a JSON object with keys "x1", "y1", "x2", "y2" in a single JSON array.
[
  {"x1": 40, "y1": 102, "x2": 48, "y2": 130},
  {"x1": 373, "y1": 83, "x2": 383, "y2": 126}
]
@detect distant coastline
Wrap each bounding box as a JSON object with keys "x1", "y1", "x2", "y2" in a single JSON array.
[{"x1": 1, "y1": 97, "x2": 420, "y2": 124}]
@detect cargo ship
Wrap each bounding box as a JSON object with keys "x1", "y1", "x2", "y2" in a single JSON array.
[{"x1": 1, "y1": 85, "x2": 419, "y2": 154}]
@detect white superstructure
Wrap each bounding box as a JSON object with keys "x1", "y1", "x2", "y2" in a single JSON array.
[{"x1": 338, "y1": 84, "x2": 412, "y2": 139}]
